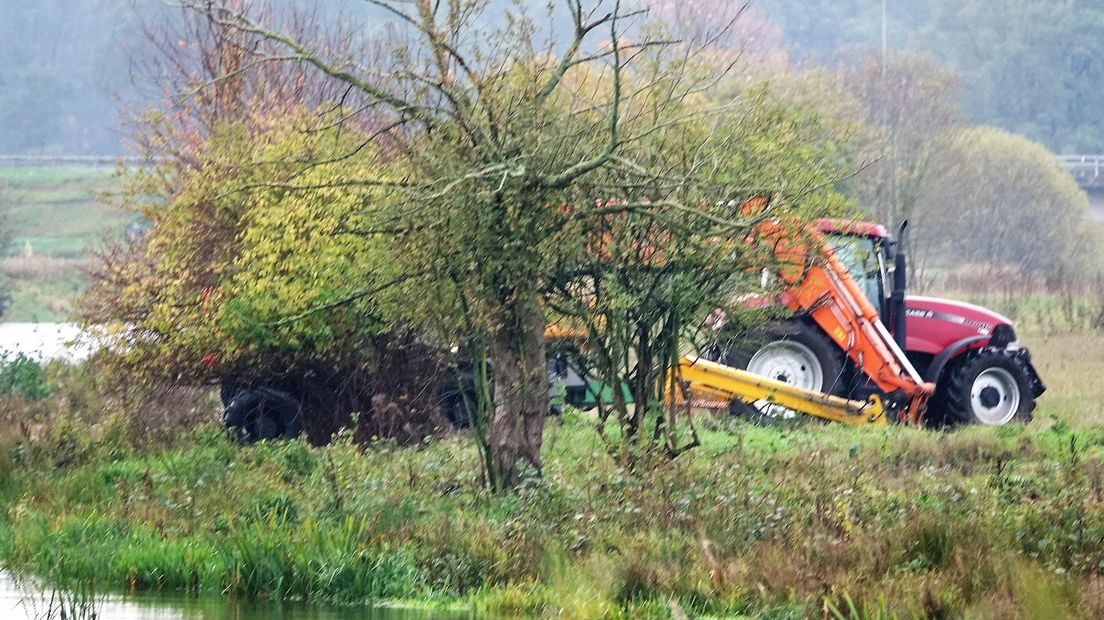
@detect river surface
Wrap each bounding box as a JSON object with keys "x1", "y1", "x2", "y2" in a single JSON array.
[
  {"x1": 0, "y1": 571, "x2": 476, "y2": 620},
  {"x1": 0, "y1": 323, "x2": 92, "y2": 362}
]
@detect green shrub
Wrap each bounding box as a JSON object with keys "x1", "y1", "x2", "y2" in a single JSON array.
[
  {"x1": 0, "y1": 352, "x2": 51, "y2": 400},
  {"x1": 3, "y1": 405, "x2": 1104, "y2": 616}
]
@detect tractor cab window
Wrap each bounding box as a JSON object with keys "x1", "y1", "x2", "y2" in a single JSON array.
[{"x1": 827, "y1": 235, "x2": 885, "y2": 304}]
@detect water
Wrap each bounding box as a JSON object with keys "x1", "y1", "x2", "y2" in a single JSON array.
[
  {"x1": 0, "y1": 572, "x2": 474, "y2": 620},
  {"x1": 0, "y1": 323, "x2": 93, "y2": 362}
]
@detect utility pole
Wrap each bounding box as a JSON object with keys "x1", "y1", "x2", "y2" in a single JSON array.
[{"x1": 881, "y1": 0, "x2": 888, "y2": 78}]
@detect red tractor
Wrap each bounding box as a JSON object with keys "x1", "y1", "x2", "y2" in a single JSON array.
[
  {"x1": 221, "y1": 210, "x2": 1045, "y2": 438},
  {"x1": 713, "y1": 218, "x2": 1045, "y2": 426}
]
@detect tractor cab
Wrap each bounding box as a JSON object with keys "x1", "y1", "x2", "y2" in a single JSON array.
[
  {"x1": 823, "y1": 230, "x2": 890, "y2": 313},
  {"x1": 813, "y1": 218, "x2": 1045, "y2": 425},
  {"x1": 816, "y1": 219, "x2": 907, "y2": 349}
]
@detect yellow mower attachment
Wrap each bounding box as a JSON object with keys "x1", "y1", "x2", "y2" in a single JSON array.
[{"x1": 675, "y1": 356, "x2": 887, "y2": 426}]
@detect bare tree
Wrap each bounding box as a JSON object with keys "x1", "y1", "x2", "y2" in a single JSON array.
[
  {"x1": 165, "y1": 0, "x2": 727, "y2": 487},
  {"x1": 102, "y1": 0, "x2": 852, "y2": 490},
  {"x1": 841, "y1": 52, "x2": 960, "y2": 279},
  {"x1": 649, "y1": 0, "x2": 784, "y2": 60}
]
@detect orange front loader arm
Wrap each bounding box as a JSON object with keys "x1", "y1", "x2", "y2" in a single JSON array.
[
  {"x1": 758, "y1": 215, "x2": 935, "y2": 425},
  {"x1": 547, "y1": 197, "x2": 935, "y2": 425}
]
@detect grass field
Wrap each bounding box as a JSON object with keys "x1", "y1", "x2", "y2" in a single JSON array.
[
  {"x1": 0, "y1": 167, "x2": 126, "y2": 257},
  {"x1": 1022, "y1": 331, "x2": 1104, "y2": 428},
  {"x1": 0, "y1": 167, "x2": 128, "y2": 321},
  {"x1": 0, "y1": 328, "x2": 1100, "y2": 618}
]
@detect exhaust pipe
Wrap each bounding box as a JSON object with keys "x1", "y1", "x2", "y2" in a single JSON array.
[{"x1": 891, "y1": 220, "x2": 909, "y2": 352}]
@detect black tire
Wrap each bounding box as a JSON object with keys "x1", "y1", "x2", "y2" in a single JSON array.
[
  {"x1": 932, "y1": 349, "x2": 1035, "y2": 427},
  {"x1": 718, "y1": 320, "x2": 845, "y2": 425},
  {"x1": 439, "y1": 382, "x2": 476, "y2": 429},
  {"x1": 254, "y1": 414, "x2": 280, "y2": 441},
  {"x1": 224, "y1": 388, "x2": 303, "y2": 443},
  {"x1": 438, "y1": 361, "x2": 495, "y2": 429}
]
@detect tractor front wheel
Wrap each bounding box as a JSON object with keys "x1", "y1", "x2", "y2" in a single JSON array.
[{"x1": 934, "y1": 349, "x2": 1035, "y2": 426}]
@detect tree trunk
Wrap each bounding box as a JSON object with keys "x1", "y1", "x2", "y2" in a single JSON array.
[{"x1": 487, "y1": 291, "x2": 547, "y2": 491}]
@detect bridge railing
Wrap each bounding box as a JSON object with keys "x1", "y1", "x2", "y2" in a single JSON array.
[
  {"x1": 1057, "y1": 155, "x2": 1104, "y2": 187},
  {"x1": 3, "y1": 153, "x2": 1104, "y2": 186}
]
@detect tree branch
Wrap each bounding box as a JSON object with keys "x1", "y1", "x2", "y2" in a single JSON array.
[{"x1": 187, "y1": 2, "x2": 430, "y2": 123}]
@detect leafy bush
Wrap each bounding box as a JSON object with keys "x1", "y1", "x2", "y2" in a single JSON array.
[
  {"x1": 82, "y1": 109, "x2": 430, "y2": 443},
  {"x1": 0, "y1": 352, "x2": 51, "y2": 400},
  {"x1": 918, "y1": 127, "x2": 1100, "y2": 281}
]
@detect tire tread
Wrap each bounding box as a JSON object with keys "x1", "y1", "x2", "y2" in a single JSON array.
[{"x1": 934, "y1": 349, "x2": 1034, "y2": 427}]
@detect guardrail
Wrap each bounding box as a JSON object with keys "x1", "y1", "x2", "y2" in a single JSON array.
[
  {"x1": 0, "y1": 155, "x2": 159, "y2": 168},
  {"x1": 3, "y1": 153, "x2": 1104, "y2": 186},
  {"x1": 1057, "y1": 155, "x2": 1104, "y2": 187}
]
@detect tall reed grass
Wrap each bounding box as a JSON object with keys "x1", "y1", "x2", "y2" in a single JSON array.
[{"x1": 4, "y1": 414, "x2": 1104, "y2": 617}]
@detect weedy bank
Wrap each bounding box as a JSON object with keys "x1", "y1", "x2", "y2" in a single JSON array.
[{"x1": 0, "y1": 329, "x2": 1103, "y2": 618}]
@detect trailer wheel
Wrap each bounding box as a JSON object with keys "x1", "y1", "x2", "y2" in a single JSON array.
[
  {"x1": 719, "y1": 320, "x2": 845, "y2": 425},
  {"x1": 934, "y1": 349, "x2": 1034, "y2": 426},
  {"x1": 224, "y1": 388, "x2": 303, "y2": 443}
]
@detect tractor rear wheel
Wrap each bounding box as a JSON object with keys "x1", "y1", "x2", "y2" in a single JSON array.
[
  {"x1": 934, "y1": 349, "x2": 1035, "y2": 426},
  {"x1": 718, "y1": 320, "x2": 845, "y2": 425}
]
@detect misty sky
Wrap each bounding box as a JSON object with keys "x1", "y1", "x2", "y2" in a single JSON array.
[{"x1": 0, "y1": 0, "x2": 1099, "y2": 154}]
